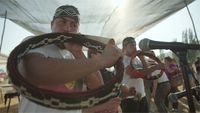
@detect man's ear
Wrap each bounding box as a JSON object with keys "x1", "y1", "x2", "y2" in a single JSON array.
[
  {"x1": 122, "y1": 47, "x2": 126, "y2": 52},
  {"x1": 50, "y1": 20, "x2": 53, "y2": 30}
]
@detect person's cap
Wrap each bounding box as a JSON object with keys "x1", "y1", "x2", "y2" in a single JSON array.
[
  {"x1": 122, "y1": 37, "x2": 136, "y2": 47},
  {"x1": 53, "y1": 5, "x2": 80, "y2": 23}
]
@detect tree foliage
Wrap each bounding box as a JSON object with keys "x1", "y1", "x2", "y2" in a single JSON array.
[
  {"x1": 158, "y1": 28, "x2": 200, "y2": 64},
  {"x1": 182, "y1": 28, "x2": 200, "y2": 64}
]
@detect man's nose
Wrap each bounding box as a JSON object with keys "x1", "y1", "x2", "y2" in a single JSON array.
[{"x1": 64, "y1": 22, "x2": 73, "y2": 32}]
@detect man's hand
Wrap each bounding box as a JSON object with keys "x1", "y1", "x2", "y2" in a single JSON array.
[
  {"x1": 64, "y1": 42, "x2": 82, "y2": 52},
  {"x1": 63, "y1": 42, "x2": 85, "y2": 59},
  {"x1": 156, "y1": 63, "x2": 165, "y2": 70},
  {"x1": 98, "y1": 39, "x2": 123, "y2": 68}
]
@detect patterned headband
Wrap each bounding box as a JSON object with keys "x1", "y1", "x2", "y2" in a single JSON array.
[{"x1": 53, "y1": 5, "x2": 80, "y2": 23}]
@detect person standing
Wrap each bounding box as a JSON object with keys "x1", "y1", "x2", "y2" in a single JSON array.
[
  {"x1": 164, "y1": 56, "x2": 181, "y2": 112},
  {"x1": 151, "y1": 70, "x2": 171, "y2": 113},
  {"x1": 17, "y1": 4, "x2": 122, "y2": 113},
  {"x1": 195, "y1": 57, "x2": 200, "y2": 84},
  {"x1": 121, "y1": 37, "x2": 148, "y2": 113},
  {"x1": 120, "y1": 37, "x2": 163, "y2": 113},
  {"x1": 121, "y1": 37, "x2": 166, "y2": 113}
]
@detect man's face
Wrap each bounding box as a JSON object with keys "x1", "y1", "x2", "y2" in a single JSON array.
[
  {"x1": 125, "y1": 43, "x2": 136, "y2": 56},
  {"x1": 51, "y1": 17, "x2": 79, "y2": 33},
  {"x1": 164, "y1": 59, "x2": 170, "y2": 65}
]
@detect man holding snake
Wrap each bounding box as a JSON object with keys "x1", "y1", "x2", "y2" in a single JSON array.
[{"x1": 18, "y1": 5, "x2": 122, "y2": 113}]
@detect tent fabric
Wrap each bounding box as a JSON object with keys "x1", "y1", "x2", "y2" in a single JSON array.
[{"x1": 0, "y1": 0, "x2": 194, "y2": 44}]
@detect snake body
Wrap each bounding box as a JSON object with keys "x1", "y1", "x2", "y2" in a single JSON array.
[{"x1": 7, "y1": 33, "x2": 124, "y2": 109}]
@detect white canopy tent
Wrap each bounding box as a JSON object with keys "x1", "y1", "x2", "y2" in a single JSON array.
[{"x1": 0, "y1": 0, "x2": 194, "y2": 44}]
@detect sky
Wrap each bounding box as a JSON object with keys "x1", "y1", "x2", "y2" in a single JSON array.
[
  {"x1": 136, "y1": 0, "x2": 200, "y2": 54},
  {"x1": 0, "y1": 0, "x2": 199, "y2": 56}
]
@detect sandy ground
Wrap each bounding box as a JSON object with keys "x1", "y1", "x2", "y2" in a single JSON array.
[
  {"x1": 0, "y1": 85, "x2": 200, "y2": 113},
  {"x1": 148, "y1": 96, "x2": 200, "y2": 113},
  {"x1": 0, "y1": 86, "x2": 19, "y2": 113}
]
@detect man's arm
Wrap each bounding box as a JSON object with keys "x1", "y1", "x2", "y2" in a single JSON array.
[
  {"x1": 72, "y1": 48, "x2": 104, "y2": 89},
  {"x1": 151, "y1": 80, "x2": 158, "y2": 98},
  {"x1": 84, "y1": 71, "x2": 104, "y2": 89},
  {"x1": 125, "y1": 63, "x2": 164, "y2": 78},
  {"x1": 142, "y1": 63, "x2": 165, "y2": 75},
  {"x1": 18, "y1": 40, "x2": 121, "y2": 86}
]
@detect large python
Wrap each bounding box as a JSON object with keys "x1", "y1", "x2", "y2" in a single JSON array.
[{"x1": 7, "y1": 32, "x2": 124, "y2": 109}]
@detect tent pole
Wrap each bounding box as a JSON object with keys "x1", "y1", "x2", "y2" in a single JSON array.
[{"x1": 0, "y1": 10, "x2": 7, "y2": 53}]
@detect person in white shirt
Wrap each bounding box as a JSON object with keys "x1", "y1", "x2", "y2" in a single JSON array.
[
  {"x1": 120, "y1": 37, "x2": 164, "y2": 113},
  {"x1": 18, "y1": 4, "x2": 122, "y2": 113}
]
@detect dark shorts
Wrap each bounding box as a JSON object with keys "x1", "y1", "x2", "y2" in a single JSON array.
[{"x1": 121, "y1": 96, "x2": 149, "y2": 113}]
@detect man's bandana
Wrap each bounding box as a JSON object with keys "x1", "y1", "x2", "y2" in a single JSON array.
[{"x1": 53, "y1": 5, "x2": 80, "y2": 23}]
